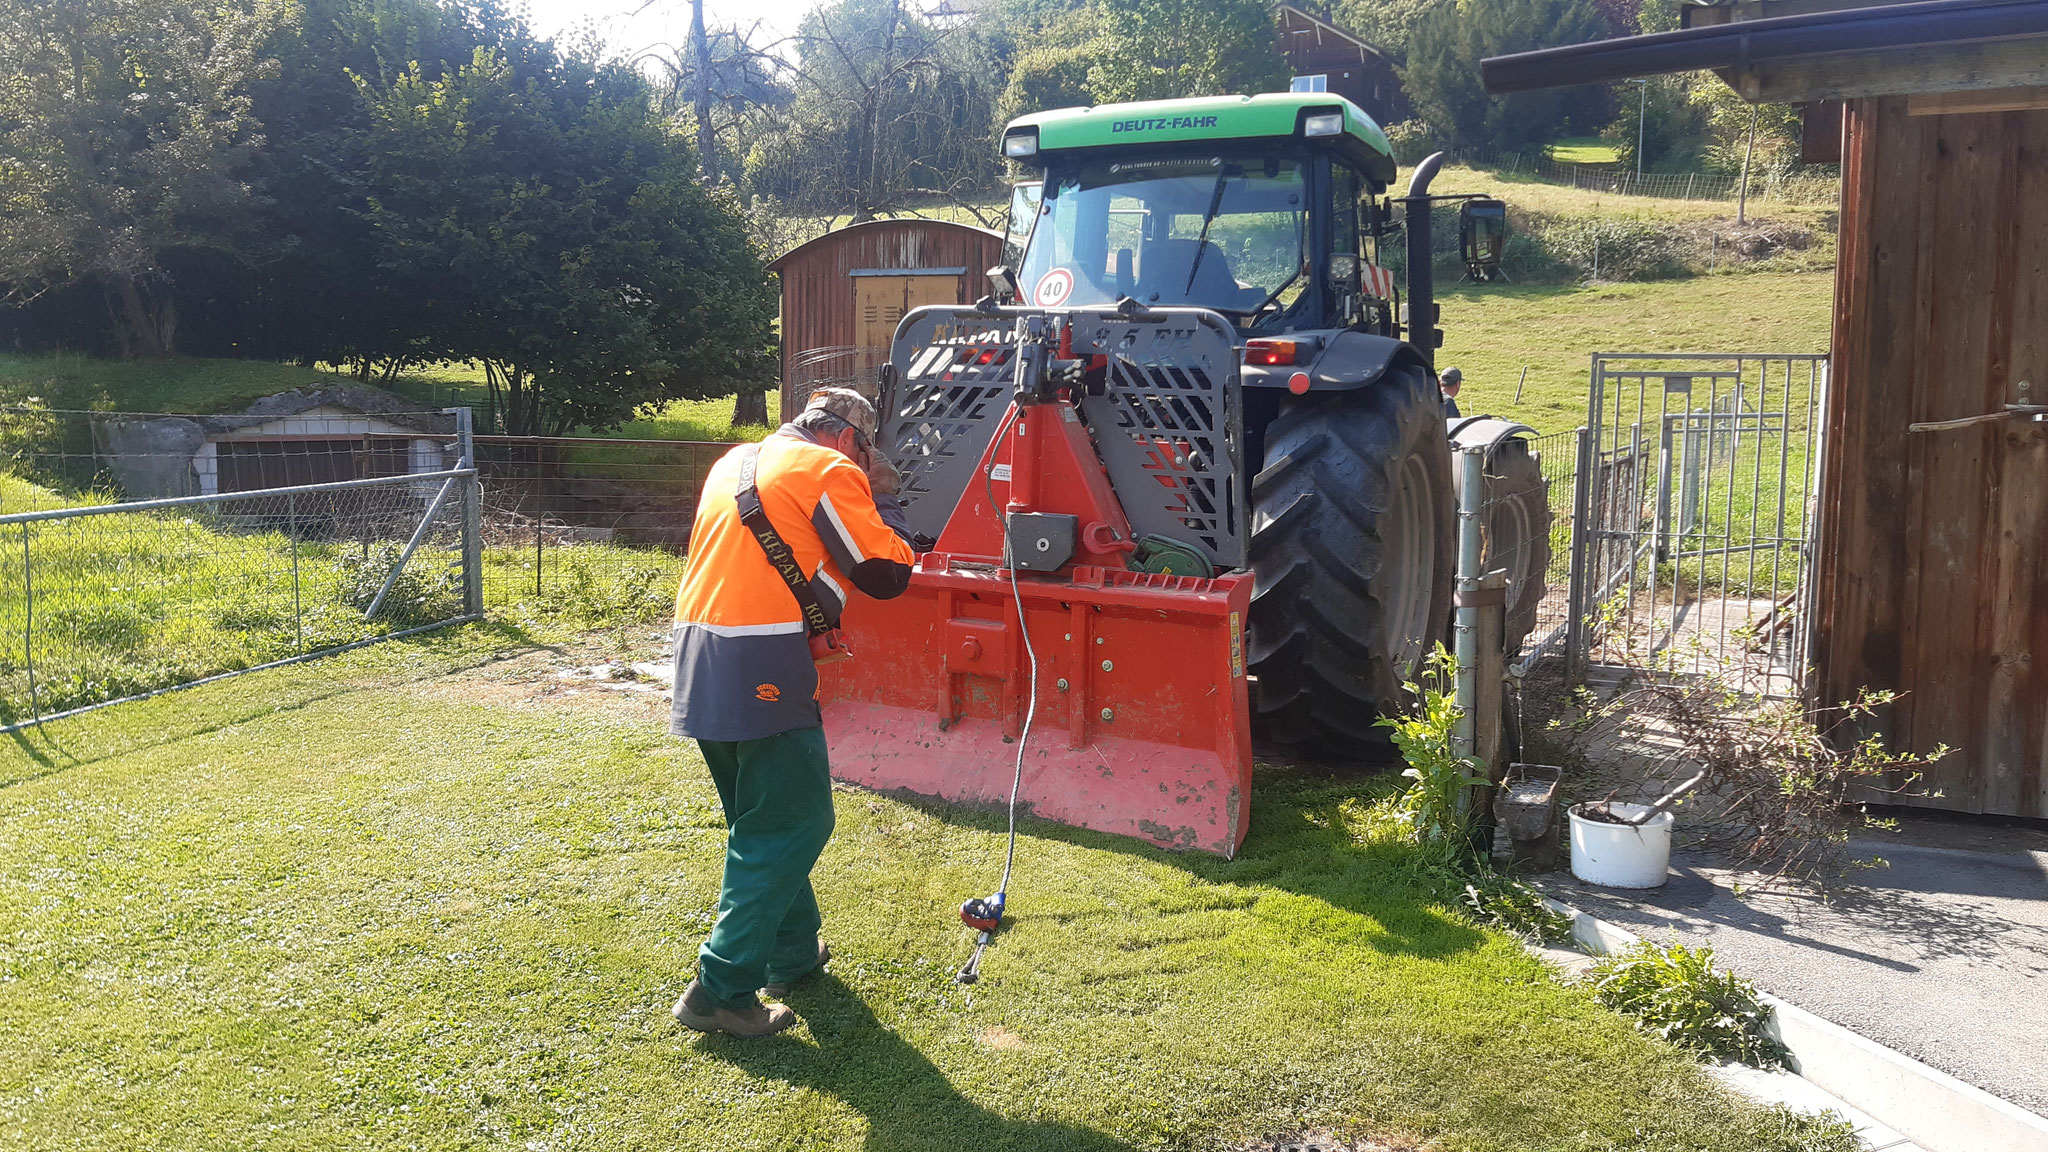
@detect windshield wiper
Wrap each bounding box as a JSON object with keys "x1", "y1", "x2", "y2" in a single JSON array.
[{"x1": 1181, "y1": 169, "x2": 1231, "y2": 297}]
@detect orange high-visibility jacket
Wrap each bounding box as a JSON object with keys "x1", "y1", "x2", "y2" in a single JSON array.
[{"x1": 669, "y1": 427, "x2": 915, "y2": 742}]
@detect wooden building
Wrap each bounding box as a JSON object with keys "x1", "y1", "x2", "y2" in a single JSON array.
[
  {"x1": 1274, "y1": 4, "x2": 1409, "y2": 128},
  {"x1": 1484, "y1": 0, "x2": 2048, "y2": 819},
  {"x1": 767, "y1": 219, "x2": 1006, "y2": 422}
]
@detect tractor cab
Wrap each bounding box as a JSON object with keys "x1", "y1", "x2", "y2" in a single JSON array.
[{"x1": 1003, "y1": 94, "x2": 1402, "y2": 341}]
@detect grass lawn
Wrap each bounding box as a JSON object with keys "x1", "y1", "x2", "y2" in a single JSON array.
[
  {"x1": 1546, "y1": 138, "x2": 1621, "y2": 165},
  {"x1": 1439, "y1": 271, "x2": 1836, "y2": 437},
  {"x1": 0, "y1": 627, "x2": 1858, "y2": 1152}
]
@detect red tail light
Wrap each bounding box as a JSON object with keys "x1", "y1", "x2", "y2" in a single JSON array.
[{"x1": 1244, "y1": 339, "x2": 1297, "y2": 366}]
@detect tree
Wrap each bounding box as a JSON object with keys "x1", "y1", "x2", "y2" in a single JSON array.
[
  {"x1": 1327, "y1": 0, "x2": 1438, "y2": 55},
  {"x1": 0, "y1": 0, "x2": 282, "y2": 357},
  {"x1": 1400, "y1": 0, "x2": 1611, "y2": 150},
  {"x1": 743, "y1": 0, "x2": 1003, "y2": 220},
  {"x1": 1604, "y1": 74, "x2": 1707, "y2": 173},
  {"x1": 1082, "y1": 0, "x2": 1289, "y2": 104},
  {"x1": 1687, "y1": 80, "x2": 1802, "y2": 177},
  {"x1": 353, "y1": 48, "x2": 776, "y2": 434}
]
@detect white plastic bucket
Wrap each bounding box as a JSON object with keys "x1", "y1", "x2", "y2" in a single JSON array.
[{"x1": 1568, "y1": 802, "x2": 1673, "y2": 889}]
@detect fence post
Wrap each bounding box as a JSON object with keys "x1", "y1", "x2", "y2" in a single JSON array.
[
  {"x1": 1474, "y1": 569, "x2": 1508, "y2": 785},
  {"x1": 1565, "y1": 424, "x2": 1596, "y2": 689},
  {"x1": 447, "y1": 406, "x2": 484, "y2": 618},
  {"x1": 288, "y1": 492, "x2": 303, "y2": 652},
  {"x1": 20, "y1": 524, "x2": 37, "y2": 725},
  {"x1": 1453, "y1": 446, "x2": 1485, "y2": 771}
]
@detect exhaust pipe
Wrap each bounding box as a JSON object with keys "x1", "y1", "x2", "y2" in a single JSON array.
[{"x1": 1404, "y1": 150, "x2": 1445, "y2": 370}]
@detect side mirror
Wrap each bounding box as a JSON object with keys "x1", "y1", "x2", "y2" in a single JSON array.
[
  {"x1": 988, "y1": 265, "x2": 1021, "y2": 303},
  {"x1": 1459, "y1": 198, "x2": 1509, "y2": 281}
]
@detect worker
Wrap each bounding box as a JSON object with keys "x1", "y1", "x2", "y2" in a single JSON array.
[
  {"x1": 668, "y1": 387, "x2": 916, "y2": 1037},
  {"x1": 1439, "y1": 365, "x2": 1464, "y2": 417}
]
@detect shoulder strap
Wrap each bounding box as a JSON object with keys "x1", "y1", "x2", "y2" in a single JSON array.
[{"x1": 735, "y1": 443, "x2": 833, "y2": 637}]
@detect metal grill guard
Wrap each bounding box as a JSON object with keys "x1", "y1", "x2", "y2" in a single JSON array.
[
  {"x1": 827, "y1": 303, "x2": 1255, "y2": 856},
  {"x1": 881, "y1": 305, "x2": 1244, "y2": 570}
]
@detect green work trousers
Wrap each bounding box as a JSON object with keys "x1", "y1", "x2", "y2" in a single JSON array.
[{"x1": 695, "y1": 725, "x2": 837, "y2": 1008}]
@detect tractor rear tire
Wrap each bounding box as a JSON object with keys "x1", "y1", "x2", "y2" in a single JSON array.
[
  {"x1": 1478, "y1": 438, "x2": 1553, "y2": 656},
  {"x1": 1247, "y1": 366, "x2": 1456, "y2": 751}
]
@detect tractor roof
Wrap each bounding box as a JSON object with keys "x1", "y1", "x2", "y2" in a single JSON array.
[{"x1": 1005, "y1": 93, "x2": 1396, "y2": 185}]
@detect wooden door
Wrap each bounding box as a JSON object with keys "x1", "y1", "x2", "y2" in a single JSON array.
[{"x1": 855, "y1": 274, "x2": 960, "y2": 352}]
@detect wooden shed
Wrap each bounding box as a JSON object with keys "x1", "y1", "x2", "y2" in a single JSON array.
[
  {"x1": 1484, "y1": 0, "x2": 2048, "y2": 818},
  {"x1": 767, "y1": 219, "x2": 1007, "y2": 422},
  {"x1": 1275, "y1": 4, "x2": 1409, "y2": 127}
]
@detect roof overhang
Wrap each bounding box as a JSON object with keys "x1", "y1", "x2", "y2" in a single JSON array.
[{"x1": 1480, "y1": 0, "x2": 2048, "y2": 103}]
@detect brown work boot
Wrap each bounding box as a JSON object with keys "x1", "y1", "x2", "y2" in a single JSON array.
[
  {"x1": 763, "y1": 939, "x2": 831, "y2": 998},
  {"x1": 672, "y1": 978, "x2": 797, "y2": 1037}
]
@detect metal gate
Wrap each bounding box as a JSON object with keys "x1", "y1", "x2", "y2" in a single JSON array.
[{"x1": 1565, "y1": 353, "x2": 1828, "y2": 697}]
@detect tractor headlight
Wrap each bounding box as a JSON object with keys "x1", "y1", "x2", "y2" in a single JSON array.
[
  {"x1": 1303, "y1": 111, "x2": 1344, "y2": 138},
  {"x1": 1003, "y1": 130, "x2": 1039, "y2": 159}
]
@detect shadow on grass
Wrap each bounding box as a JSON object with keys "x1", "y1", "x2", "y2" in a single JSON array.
[
  {"x1": 0, "y1": 619, "x2": 556, "y2": 786},
  {"x1": 869, "y1": 762, "x2": 1489, "y2": 962},
  {"x1": 698, "y1": 973, "x2": 1138, "y2": 1152}
]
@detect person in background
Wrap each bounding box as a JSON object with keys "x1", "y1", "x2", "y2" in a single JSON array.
[
  {"x1": 1439, "y1": 366, "x2": 1463, "y2": 417},
  {"x1": 667, "y1": 387, "x2": 915, "y2": 1037}
]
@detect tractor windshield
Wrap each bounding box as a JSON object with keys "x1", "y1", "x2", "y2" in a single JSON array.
[{"x1": 1016, "y1": 153, "x2": 1307, "y2": 320}]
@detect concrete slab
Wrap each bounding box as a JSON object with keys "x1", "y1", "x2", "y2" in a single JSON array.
[
  {"x1": 1542, "y1": 829, "x2": 2048, "y2": 1115},
  {"x1": 1706, "y1": 1062, "x2": 1925, "y2": 1151}
]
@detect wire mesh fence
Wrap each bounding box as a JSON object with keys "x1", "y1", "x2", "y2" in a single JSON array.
[
  {"x1": 782, "y1": 345, "x2": 889, "y2": 423},
  {"x1": 472, "y1": 435, "x2": 727, "y2": 618},
  {"x1": 1442, "y1": 146, "x2": 1841, "y2": 206},
  {"x1": 0, "y1": 466, "x2": 479, "y2": 731},
  {"x1": 1498, "y1": 428, "x2": 1582, "y2": 675},
  {"x1": 1566, "y1": 354, "x2": 1827, "y2": 697},
  {"x1": 0, "y1": 404, "x2": 761, "y2": 729}
]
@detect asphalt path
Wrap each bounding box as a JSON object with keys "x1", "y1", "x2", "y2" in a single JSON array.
[{"x1": 1544, "y1": 818, "x2": 2048, "y2": 1114}]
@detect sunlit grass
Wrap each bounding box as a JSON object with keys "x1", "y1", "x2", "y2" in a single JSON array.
[
  {"x1": 0, "y1": 635, "x2": 1859, "y2": 1152},
  {"x1": 1548, "y1": 137, "x2": 1622, "y2": 165}
]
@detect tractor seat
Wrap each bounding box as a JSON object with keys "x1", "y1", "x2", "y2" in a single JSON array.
[{"x1": 1136, "y1": 238, "x2": 1244, "y2": 307}]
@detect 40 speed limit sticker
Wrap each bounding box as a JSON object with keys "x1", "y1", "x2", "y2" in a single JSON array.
[{"x1": 1033, "y1": 267, "x2": 1074, "y2": 307}]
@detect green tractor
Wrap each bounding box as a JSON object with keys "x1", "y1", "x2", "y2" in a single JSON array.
[
  {"x1": 994, "y1": 92, "x2": 1547, "y2": 747},
  {"x1": 831, "y1": 93, "x2": 1549, "y2": 848}
]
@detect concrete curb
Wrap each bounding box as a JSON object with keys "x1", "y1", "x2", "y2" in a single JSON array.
[{"x1": 1538, "y1": 895, "x2": 2048, "y2": 1152}]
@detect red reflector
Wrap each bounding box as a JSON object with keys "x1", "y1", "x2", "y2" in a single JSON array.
[
  {"x1": 1288, "y1": 372, "x2": 1311, "y2": 395},
  {"x1": 1244, "y1": 339, "x2": 1297, "y2": 366}
]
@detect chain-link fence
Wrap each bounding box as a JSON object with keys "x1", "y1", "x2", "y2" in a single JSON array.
[
  {"x1": 0, "y1": 405, "x2": 761, "y2": 730},
  {"x1": 471, "y1": 435, "x2": 727, "y2": 616},
  {"x1": 0, "y1": 435, "x2": 480, "y2": 731}
]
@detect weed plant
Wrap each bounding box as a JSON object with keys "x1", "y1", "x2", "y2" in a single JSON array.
[{"x1": 1589, "y1": 942, "x2": 1788, "y2": 1067}]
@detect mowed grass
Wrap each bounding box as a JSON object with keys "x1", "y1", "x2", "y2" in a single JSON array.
[
  {"x1": 1443, "y1": 271, "x2": 1836, "y2": 437},
  {"x1": 1546, "y1": 138, "x2": 1621, "y2": 165},
  {"x1": 0, "y1": 631, "x2": 1856, "y2": 1152}
]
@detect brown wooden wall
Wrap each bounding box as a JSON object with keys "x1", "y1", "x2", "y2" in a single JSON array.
[
  {"x1": 1275, "y1": 6, "x2": 1409, "y2": 127},
  {"x1": 1817, "y1": 95, "x2": 2048, "y2": 818},
  {"x1": 768, "y1": 220, "x2": 1005, "y2": 420}
]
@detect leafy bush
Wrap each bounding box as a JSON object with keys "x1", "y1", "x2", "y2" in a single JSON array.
[
  {"x1": 336, "y1": 543, "x2": 463, "y2": 628},
  {"x1": 1589, "y1": 941, "x2": 1787, "y2": 1067},
  {"x1": 1539, "y1": 216, "x2": 1685, "y2": 281},
  {"x1": 1383, "y1": 119, "x2": 1443, "y2": 166}
]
